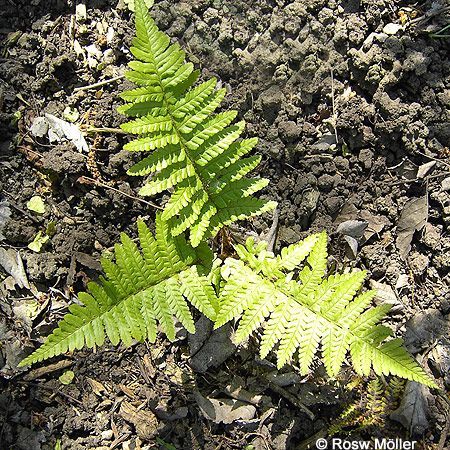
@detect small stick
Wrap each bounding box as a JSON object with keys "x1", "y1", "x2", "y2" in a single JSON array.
[
  {"x1": 73, "y1": 75, "x2": 125, "y2": 93},
  {"x1": 409, "y1": 6, "x2": 450, "y2": 26},
  {"x1": 330, "y1": 68, "x2": 339, "y2": 145},
  {"x1": 77, "y1": 176, "x2": 164, "y2": 210},
  {"x1": 268, "y1": 381, "x2": 315, "y2": 420},
  {"x1": 266, "y1": 207, "x2": 279, "y2": 253},
  {"x1": 84, "y1": 126, "x2": 127, "y2": 135},
  {"x1": 23, "y1": 359, "x2": 73, "y2": 381}
]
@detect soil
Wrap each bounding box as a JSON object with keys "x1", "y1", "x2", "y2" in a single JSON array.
[{"x1": 1, "y1": 0, "x2": 450, "y2": 449}]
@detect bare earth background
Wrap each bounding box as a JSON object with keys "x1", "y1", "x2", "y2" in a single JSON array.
[{"x1": 0, "y1": 0, "x2": 449, "y2": 448}]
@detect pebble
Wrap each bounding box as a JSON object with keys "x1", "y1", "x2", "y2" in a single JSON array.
[
  {"x1": 442, "y1": 177, "x2": 450, "y2": 192},
  {"x1": 278, "y1": 120, "x2": 301, "y2": 143},
  {"x1": 408, "y1": 251, "x2": 429, "y2": 277},
  {"x1": 101, "y1": 430, "x2": 113, "y2": 440}
]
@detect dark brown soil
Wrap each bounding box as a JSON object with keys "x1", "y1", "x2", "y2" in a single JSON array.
[{"x1": 1, "y1": 0, "x2": 449, "y2": 449}]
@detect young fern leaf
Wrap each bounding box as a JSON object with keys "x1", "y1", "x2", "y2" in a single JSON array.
[
  {"x1": 215, "y1": 234, "x2": 437, "y2": 388},
  {"x1": 119, "y1": 0, "x2": 276, "y2": 246},
  {"x1": 19, "y1": 214, "x2": 217, "y2": 367}
]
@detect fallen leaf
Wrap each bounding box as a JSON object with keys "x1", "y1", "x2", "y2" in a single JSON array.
[
  {"x1": 59, "y1": 370, "x2": 75, "y2": 385},
  {"x1": 119, "y1": 401, "x2": 158, "y2": 440},
  {"x1": 28, "y1": 231, "x2": 50, "y2": 253},
  {"x1": 334, "y1": 202, "x2": 358, "y2": 224},
  {"x1": 194, "y1": 390, "x2": 256, "y2": 424},
  {"x1": 0, "y1": 199, "x2": 11, "y2": 240},
  {"x1": 337, "y1": 220, "x2": 368, "y2": 239},
  {"x1": 390, "y1": 381, "x2": 430, "y2": 436},
  {"x1": 224, "y1": 376, "x2": 262, "y2": 405},
  {"x1": 12, "y1": 298, "x2": 42, "y2": 332},
  {"x1": 0, "y1": 248, "x2": 29, "y2": 289},
  {"x1": 370, "y1": 280, "x2": 404, "y2": 312},
  {"x1": 396, "y1": 195, "x2": 428, "y2": 260},
  {"x1": 416, "y1": 161, "x2": 435, "y2": 179},
  {"x1": 337, "y1": 220, "x2": 368, "y2": 257},
  {"x1": 30, "y1": 113, "x2": 89, "y2": 153},
  {"x1": 87, "y1": 377, "x2": 107, "y2": 396},
  {"x1": 26, "y1": 196, "x2": 45, "y2": 214},
  {"x1": 396, "y1": 158, "x2": 418, "y2": 180},
  {"x1": 360, "y1": 210, "x2": 390, "y2": 241},
  {"x1": 188, "y1": 316, "x2": 237, "y2": 373}
]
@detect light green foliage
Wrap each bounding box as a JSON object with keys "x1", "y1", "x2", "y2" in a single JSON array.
[
  {"x1": 19, "y1": 214, "x2": 217, "y2": 367},
  {"x1": 216, "y1": 234, "x2": 437, "y2": 388},
  {"x1": 18, "y1": 0, "x2": 436, "y2": 391},
  {"x1": 26, "y1": 195, "x2": 46, "y2": 214},
  {"x1": 119, "y1": 0, "x2": 276, "y2": 246}
]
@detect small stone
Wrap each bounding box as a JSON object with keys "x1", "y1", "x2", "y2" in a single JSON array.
[
  {"x1": 334, "y1": 156, "x2": 350, "y2": 172},
  {"x1": 278, "y1": 121, "x2": 301, "y2": 143},
  {"x1": 422, "y1": 223, "x2": 441, "y2": 249},
  {"x1": 324, "y1": 196, "x2": 344, "y2": 215},
  {"x1": 358, "y1": 149, "x2": 373, "y2": 170},
  {"x1": 317, "y1": 174, "x2": 335, "y2": 192},
  {"x1": 408, "y1": 251, "x2": 429, "y2": 277},
  {"x1": 442, "y1": 177, "x2": 450, "y2": 192},
  {"x1": 383, "y1": 23, "x2": 402, "y2": 35},
  {"x1": 101, "y1": 430, "x2": 113, "y2": 440}
]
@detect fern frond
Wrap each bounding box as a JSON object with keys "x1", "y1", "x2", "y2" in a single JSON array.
[
  {"x1": 328, "y1": 377, "x2": 406, "y2": 436},
  {"x1": 215, "y1": 233, "x2": 437, "y2": 387},
  {"x1": 19, "y1": 214, "x2": 217, "y2": 367},
  {"x1": 119, "y1": 0, "x2": 275, "y2": 246}
]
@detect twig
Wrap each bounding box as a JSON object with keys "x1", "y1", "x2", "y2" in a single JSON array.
[
  {"x1": 77, "y1": 176, "x2": 163, "y2": 210},
  {"x1": 330, "y1": 68, "x2": 339, "y2": 145},
  {"x1": 73, "y1": 75, "x2": 125, "y2": 93},
  {"x1": 23, "y1": 359, "x2": 73, "y2": 381},
  {"x1": 17, "y1": 380, "x2": 83, "y2": 406},
  {"x1": 268, "y1": 382, "x2": 315, "y2": 420},
  {"x1": 83, "y1": 126, "x2": 127, "y2": 135},
  {"x1": 414, "y1": 150, "x2": 450, "y2": 169},
  {"x1": 266, "y1": 207, "x2": 279, "y2": 253},
  {"x1": 408, "y1": 6, "x2": 450, "y2": 26},
  {"x1": 388, "y1": 171, "x2": 449, "y2": 186}
]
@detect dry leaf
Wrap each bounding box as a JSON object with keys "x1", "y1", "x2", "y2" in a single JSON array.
[
  {"x1": 194, "y1": 390, "x2": 256, "y2": 424},
  {"x1": 391, "y1": 381, "x2": 430, "y2": 436},
  {"x1": 396, "y1": 195, "x2": 428, "y2": 260},
  {"x1": 119, "y1": 401, "x2": 158, "y2": 440},
  {"x1": 30, "y1": 113, "x2": 88, "y2": 153},
  {"x1": 0, "y1": 199, "x2": 11, "y2": 241},
  {"x1": 0, "y1": 248, "x2": 30, "y2": 289},
  {"x1": 87, "y1": 377, "x2": 107, "y2": 396},
  {"x1": 370, "y1": 280, "x2": 404, "y2": 312}
]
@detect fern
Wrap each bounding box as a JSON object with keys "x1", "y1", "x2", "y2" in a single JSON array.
[
  {"x1": 119, "y1": 0, "x2": 276, "y2": 247},
  {"x1": 328, "y1": 377, "x2": 406, "y2": 436},
  {"x1": 215, "y1": 234, "x2": 437, "y2": 388},
  {"x1": 19, "y1": 214, "x2": 217, "y2": 367}
]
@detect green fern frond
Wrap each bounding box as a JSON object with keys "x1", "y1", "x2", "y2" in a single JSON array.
[
  {"x1": 215, "y1": 233, "x2": 437, "y2": 387},
  {"x1": 329, "y1": 377, "x2": 406, "y2": 436},
  {"x1": 19, "y1": 214, "x2": 217, "y2": 367},
  {"x1": 119, "y1": 0, "x2": 275, "y2": 246}
]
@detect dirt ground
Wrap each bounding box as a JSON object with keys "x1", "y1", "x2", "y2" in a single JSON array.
[{"x1": 1, "y1": 0, "x2": 449, "y2": 449}]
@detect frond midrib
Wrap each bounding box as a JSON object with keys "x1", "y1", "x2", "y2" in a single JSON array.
[
  {"x1": 136, "y1": 24, "x2": 251, "y2": 221},
  {"x1": 24, "y1": 258, "x2": 197, "y2": 364},
  {"x1": 252, "y1": 268, "x2": 428, "y2": 380}
]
